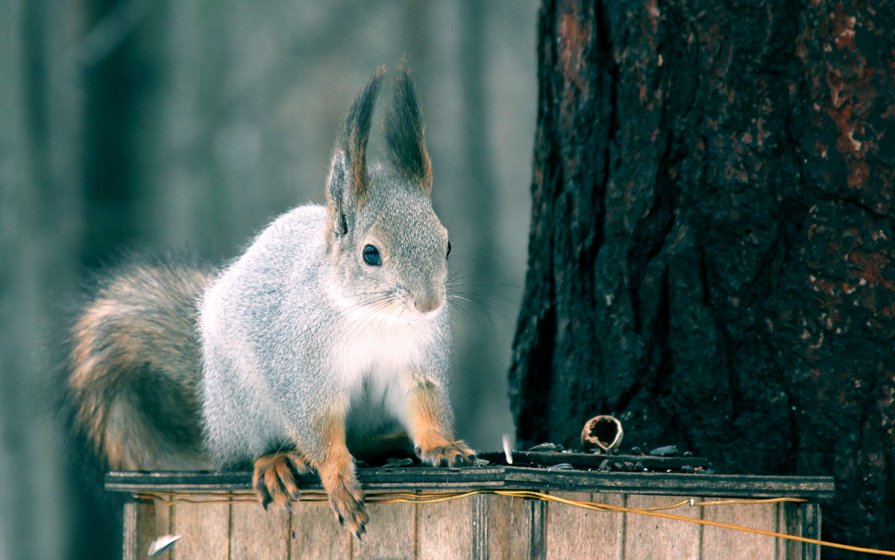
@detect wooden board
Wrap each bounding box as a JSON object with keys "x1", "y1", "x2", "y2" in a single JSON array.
[
  {"x1": 701, "y1": 500, "x2": 778, "y2": 559},
  {"x1": 778, "y1": 502, "x2": 792, "y2": 560},
  {"x1": 123, "y1": 501, "x2": 149, "y2": 560},
  {"x1": 546, "y1": 492, "x2": 625, "y2": 560},
  {"x1": 796, "y1": 503, "x2": 821, "y2": 560},
  {"x1": 151, "y1": 499, "x2": 173, "y2": 559},
  {"x1": 113, "y1": 469, "x2": 827, "y2": 559},
  {"x1": 169, "y1": 494, "x2": 230, "y2": 559},
  {"x1": 106, "y1": 468, "x2": 836, "y2": 501},
  {"x1": 479, "y1": 451, "x2": 711, "y2": 471},
  {"x1": 290, "y1": 499, "x2": 351, "y2": 559},
  {"x1": 481, "y1": 494, "x2": 535, "y2": 560},
  {"x1": 415, "y1": 492, "x2": 473, "y2": 560},
  {"x1": 624, "y1": 494, "x2": 702, "y2": 560},
  {"x1": 229, "y1": 501, "x2": 290, "y2": 560},
  {"x1": 353, "y1": 499, "x2": 416, "y2": 560}
]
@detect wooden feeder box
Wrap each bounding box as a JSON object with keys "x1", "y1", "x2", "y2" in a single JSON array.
[{"x1": 107, "y1": 453, "x2": 833, "y2": 560}]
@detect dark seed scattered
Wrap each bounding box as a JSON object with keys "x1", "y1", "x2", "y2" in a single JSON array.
[
  {"x1": 528, "y1": 442, "x2": 563, "y2": 452},
  {"x1": 649, "y1": 445, "x2": 679, "y2": 457}
]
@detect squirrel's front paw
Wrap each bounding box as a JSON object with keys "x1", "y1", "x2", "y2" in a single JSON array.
[
  {"x1": 252, "y1": 450, "x2": 311, "y2": 511},
  {"x1": 416, "y1": 440, "x2": 477, "y2": 467}
]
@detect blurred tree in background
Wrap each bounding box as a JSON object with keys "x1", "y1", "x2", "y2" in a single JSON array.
[{"x1": 0, "y1": 0, "x2": 537, "y2": 557}]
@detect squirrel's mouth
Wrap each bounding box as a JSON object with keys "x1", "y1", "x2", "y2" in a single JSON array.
[
  {"x1": 327, "y1": 283, "x2": 445, "y2": 326},
  {"x1": 385, "y1": 300, "x2": 444, "y2": 324},
  {"x1": 336, "y1": 297, "x2": 443, "y2": 326},
  {"x1": 401, "y1": 305, "x2": 444, "y2": 323}
]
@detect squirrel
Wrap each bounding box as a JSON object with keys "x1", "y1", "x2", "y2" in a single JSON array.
[{"x1": 67, "y1": 68, "x2": 476, "y2": 538}]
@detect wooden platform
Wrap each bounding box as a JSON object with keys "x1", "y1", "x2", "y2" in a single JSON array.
[{"x1": 107, "y1": 467, "x2": 834, "y2": 560}]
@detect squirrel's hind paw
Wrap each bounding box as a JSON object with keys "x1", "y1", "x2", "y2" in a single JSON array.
[
  {"x1": 417, "y1": 440, "x2": 477, "y2": 467},
  {"x1": 252, "y1": 450, "x2": 311, "y2": 510},
  {"x1": 327, "y1": 478, "x2": 369, "y2": 539}
]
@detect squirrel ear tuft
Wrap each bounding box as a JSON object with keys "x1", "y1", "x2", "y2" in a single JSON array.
[
  {"x1": 325, "y1": 150, "x2": 349, "y2": 236},
  {"x1": 339, "y1": 68, "x2": 385, "y2": 202},
  {"x1": 327, "y1": 69, "x2": 385, "y2": 237},
  {"x1": 384, "y1": 68, "x2": 433, "y2": 196}
]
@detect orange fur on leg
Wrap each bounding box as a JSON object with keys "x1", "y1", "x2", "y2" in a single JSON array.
[
  {"x1": 406, "y1": 381, "x2": 476, "y2": 467},
  {"x1": 308, "y1": 416, "x2": 368, "y2": 539}
]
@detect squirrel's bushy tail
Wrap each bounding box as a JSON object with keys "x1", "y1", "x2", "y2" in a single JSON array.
[{"x1": 69, "y1": 259, "x2": 214, "y2": 470}]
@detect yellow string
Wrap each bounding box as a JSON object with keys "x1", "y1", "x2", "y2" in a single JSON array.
[{"x1": 133, "y1": 489, "x2": 895, "y2": 557}]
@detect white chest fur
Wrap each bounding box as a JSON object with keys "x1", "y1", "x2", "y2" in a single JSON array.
[{"x1": 332, "y1": 313, "x2": 437, "y2": 389}]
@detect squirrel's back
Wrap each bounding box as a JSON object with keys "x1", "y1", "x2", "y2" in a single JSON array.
[
  {"x1": 69, "y1": 258, "x2": 214, "y2": 469},
  {"x1": 199, "y1": 205, "x2": 334, "y2": 465}
]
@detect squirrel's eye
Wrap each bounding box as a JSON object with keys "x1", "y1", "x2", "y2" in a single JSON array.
[
  {"x1": 446, "y1": 241, "x2": 452, "y2": 258},
  {"x1": 362, "y1": 244, "x2": 382, "y2": 266}
]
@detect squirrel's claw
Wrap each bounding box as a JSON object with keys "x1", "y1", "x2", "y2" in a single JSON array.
[
  {"x1": 252, "y1": 450, "x2": 311, "y2": 511},
  {"x1": 326, "y1": 477, "x2": 368, "y2": 539},
  {"x1": 416, "y1": 440, "x2": 477, "y2": 467}
]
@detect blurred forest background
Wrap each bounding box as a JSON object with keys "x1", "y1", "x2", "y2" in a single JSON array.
[{"x1": 0, "y1": 0, "x2": 538, "y2": 557}]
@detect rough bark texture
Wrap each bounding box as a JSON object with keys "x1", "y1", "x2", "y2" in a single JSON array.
[{"x1": 509, "y1": 0, "x2": 895, "y2": 554}]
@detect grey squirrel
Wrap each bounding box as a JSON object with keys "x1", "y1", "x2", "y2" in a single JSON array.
[{"x1": 68, "y1": 68, "x2": 476, "y2": 538}]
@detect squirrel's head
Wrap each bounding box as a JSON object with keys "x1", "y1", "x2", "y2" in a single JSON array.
[{"x1": 324, "y1": 68, "x2": 450, "y2": 322}]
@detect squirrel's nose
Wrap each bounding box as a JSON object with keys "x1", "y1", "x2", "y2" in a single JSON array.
[{"x1": 413, "y1": 292, "x2": 443, "y2": 314}]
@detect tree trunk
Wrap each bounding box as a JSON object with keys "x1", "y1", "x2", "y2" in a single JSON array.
[{"x1": 509, "y1": 0, "x2": 895, "y2": 554}]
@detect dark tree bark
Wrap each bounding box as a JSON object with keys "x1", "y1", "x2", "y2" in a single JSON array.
[{"x1": 510, "y1": 0, "x2": 895, "y2": 554}]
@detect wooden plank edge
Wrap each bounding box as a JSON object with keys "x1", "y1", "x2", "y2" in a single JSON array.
[{"x1": 105, "y1": 468, "x2": 835, "y2": 500}]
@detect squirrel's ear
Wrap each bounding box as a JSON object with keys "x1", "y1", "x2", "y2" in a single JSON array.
[
  {"x1": 325, "y1": 150, "x2": 350, "y2": 236},
  {"x1": 326, "y1": 70, "x2": 384, "y2": 236},
  {"x1": 384, "y1": 68, "x2": 433, "y2": 196}
]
